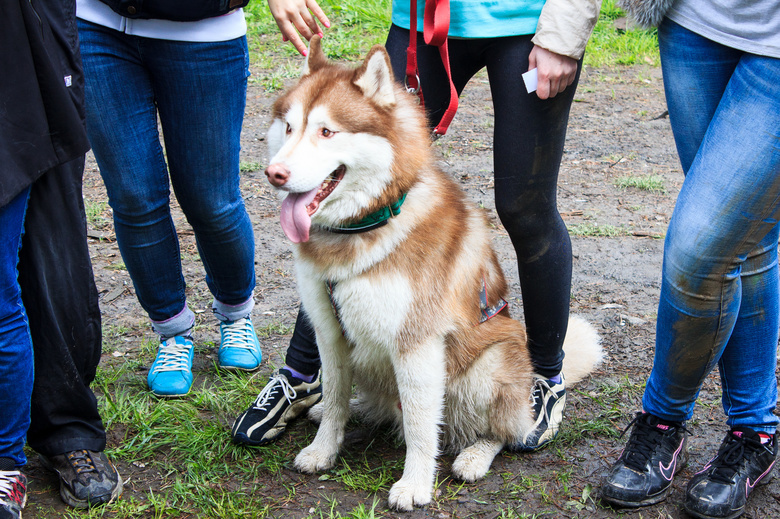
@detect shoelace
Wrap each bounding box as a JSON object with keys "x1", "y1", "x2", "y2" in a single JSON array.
[
  {"x1": 707, "y1": 431, "x2": 766, "y2": 484},
  {"x1": 151, "y1": 338, "x2": 192, "y2": 373},
  {"x1": 529, "y1": 378, "x2": 561, "y2": 409},
  {"x1": 67, "y1": 450, "x2": 98, "y2": 476},
  {"x1": 221, "y1": 318, "x2": 256, "y2": 351},
  {"x1": 621, "y1": 413, "x2": 687, "y2": 472},
  {"x1": 0, "y1": 471, "x2": 24, "y2": 504},
  {"x1": 252, "y1": 373, "x2": 297, "y2": 411}
]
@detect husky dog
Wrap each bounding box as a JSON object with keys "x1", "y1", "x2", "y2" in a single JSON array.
[{"x1": 264, "y1": 36, "x2": 602, "y2": 511}]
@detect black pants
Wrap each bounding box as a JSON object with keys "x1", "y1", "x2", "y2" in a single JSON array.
[
  {"x1": 19, "y1": 157, "x2": 106, "y2": 457},
  {"x1": 284, "y1": 306, "x2": 320, "y2": 376}
]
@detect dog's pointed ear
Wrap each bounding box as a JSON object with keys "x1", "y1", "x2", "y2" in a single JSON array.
[
  {"x1": 353, "y1": 45, "x2": 396, "y2": 108},
  {"x1": 302, "y1": 35, "x2": 328, "y2": 76}
]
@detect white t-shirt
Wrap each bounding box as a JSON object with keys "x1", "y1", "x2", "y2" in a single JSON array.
[
  {"x1": 668, "y1": 0, "x2": 780, "y2": 58},
  {"x1": 76, "y1": 0, "x2": 247, "y2": 42}
]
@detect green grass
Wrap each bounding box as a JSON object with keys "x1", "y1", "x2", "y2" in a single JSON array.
[
  {"x1": 584, "y1": 0, "x2": 660, "y2": 67},
  {"x1": 614, "y1": 174, "x2": 666, "y2": 192},
  {"x1": 567, "y1": 223, "x2": 629, "y2": 237},
  {"x1": 84, "y1": 198, "x2": 110, "y2": 229}
]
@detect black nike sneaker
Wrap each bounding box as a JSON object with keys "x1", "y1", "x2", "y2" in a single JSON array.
[
  {"x1": 684, "y1": 427, "x2": 777, "y2": 519},
  {"x1": 601, "y1": 412, "x2": 689, "y2": 508}
]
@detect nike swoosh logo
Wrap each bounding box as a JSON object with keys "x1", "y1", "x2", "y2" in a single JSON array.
[
  {"x1": 747, "y1": 460, "x2": 776, "y2": 490},
  {"x1": 659, "y1": 439, "x2": 686, "y2": 481}
]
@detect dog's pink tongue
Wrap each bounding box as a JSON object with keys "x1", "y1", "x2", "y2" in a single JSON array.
[{"x1": 280, "y1": 188, "x2": 319, "y2": 243}]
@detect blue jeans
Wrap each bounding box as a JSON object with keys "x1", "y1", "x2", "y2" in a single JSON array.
[
  {"x1": 0, "y1": 188, "x2": 33, "y2": 467},
  {"x1": 78, "y1": 20, "x2": 255, "y2": 336},
  {"x1": 643, "y1": 20, "x2": 780, "y2": 433}
]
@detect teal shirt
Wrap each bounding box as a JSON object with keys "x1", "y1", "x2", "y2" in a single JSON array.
[{"x1": 392, "y1": 0, "x2": 545, "y2": 38}]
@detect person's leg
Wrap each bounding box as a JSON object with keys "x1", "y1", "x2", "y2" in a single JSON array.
[
  {"x1": 284, "y1": 307, "x2": 321, "y2": 378},
  {"x1": 147, "y1": 36, "x2": 255, "y2": 309},
  {"x1": 21, "y1": 158, "x2": 105, "y2": 454},
  {"x1": 718, "y1": 227, "x2": 779, "y2": 433},
  {"x1": 19, "y1": 158, "x2": 123, "y2": 508},
  {"x1": 643, "y1": 31, "x2": 780, "y2": 428},
  {"x1": 79, "y1": 20, "x2": 195, "y2": 397},
  {"x1": 0, "y1": 188, "x2": 32, "y2": 518},
  {"x1": 481, "y1": 36, "x2": 580, "y2": 451},
  {"x1": 0, "y1": 187, "x2": 33, "y2": 469},
  {"x1": 486, "y1": 36, "x2": 579, "y2": 380},
  {"x1": 143, "y1": 35, "x2": 261, "y2": 371},
  {"x1": 391, "y1": 27, "x2": 576, "y2": 378},
  {"x1": 605, "y1": 21, "x2": 780, "y2": 509},
  {"x1": 79, "y1": 20, "x2": 194, "y2": 335}
]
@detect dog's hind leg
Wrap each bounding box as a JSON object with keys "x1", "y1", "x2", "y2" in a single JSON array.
[
  {"x1": 452, "y1": 439, "x2": 504, "y2": 482},
  {"x1": 387, "y1": 337, "x2": 447, "y2": 511}
]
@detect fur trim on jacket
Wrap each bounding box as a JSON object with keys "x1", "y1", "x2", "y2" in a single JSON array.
[{"x1": 617, "y1": 0, "x2": 674, "y2": 28}]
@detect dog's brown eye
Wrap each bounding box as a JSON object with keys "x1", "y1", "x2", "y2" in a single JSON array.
[
  {"x1": 286, "y1": 123, "x2": 292, "y2": 135},
  {"x1": 320, "y1": 127, "x2": 335, "y2": 138}
]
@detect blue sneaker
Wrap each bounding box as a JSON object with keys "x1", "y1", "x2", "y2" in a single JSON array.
[
  {"x1": 218, "y1": 317, "x2": 262, "y2": 371},
  {"x1": 147, "y1": 335, "x2": 194, "y2": 397}
]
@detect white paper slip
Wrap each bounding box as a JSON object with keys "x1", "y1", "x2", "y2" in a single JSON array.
[{"x1": 522, "y1": 68, "x2": 538, "y2": 94}]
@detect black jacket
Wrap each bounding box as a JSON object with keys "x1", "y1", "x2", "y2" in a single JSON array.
[{"x1": 1, "y1": 0, "x2": 90, "y2": 207}]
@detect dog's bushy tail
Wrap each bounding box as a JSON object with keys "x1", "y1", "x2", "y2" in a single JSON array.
[{"x1": 560, "y1": 315, "x2": 603, "y2": 385}]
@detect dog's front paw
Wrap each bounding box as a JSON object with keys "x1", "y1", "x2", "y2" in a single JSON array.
[
  {"x1": 294, "y1": 444, "x2": 338, "y2": 473},
  {"x1": 388, "y1": 478, "x2": 432, "y2": 511}
]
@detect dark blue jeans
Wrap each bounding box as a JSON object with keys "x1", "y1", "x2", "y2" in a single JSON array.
[
  {"x1": 0, "y1": 187, "x2": 33, "y2": 466},
  {"x1": 643, "y1": 20, "x2": 780, "y2": 432},
  {"x1": 78, "y1": 20, "x2": 256, "y2": 336}
]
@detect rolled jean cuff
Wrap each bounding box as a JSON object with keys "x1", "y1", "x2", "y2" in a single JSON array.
[
  {"x1": 212, "y1": 295, "x2": 254, "y2": 322},
  {"x1": 152, "y1": 305, "x2": 195, "y2": 339}
]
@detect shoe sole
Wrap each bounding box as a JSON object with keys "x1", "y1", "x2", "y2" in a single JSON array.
[
  {"x1": 150, "y1": 389, "x2": 191, "y2": 398},
  {"x1": 219, "y1": 363, "x2": 261, "y2": 372},
  {"x1": 59, "y1": 471, "x2": 124, "y2": 509},
  {"x1": 682, "y1": 506, "x2": 742, "y2": 519},
  {"x1": 601, "y1": 486, "x2": 673, "y2": 509},
  {"x1": 233, "y1": 393, "x2": 322, "y2": 446}
]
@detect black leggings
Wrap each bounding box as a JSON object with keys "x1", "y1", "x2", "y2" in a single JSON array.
[{"x1": 288, "y1": 26, "x2": 579, "y2": 378}]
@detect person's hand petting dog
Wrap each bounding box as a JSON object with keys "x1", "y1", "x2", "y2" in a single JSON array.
[
  {"x1": 267, "y1": 0, "x2": 331, "y2": 56},
  {"x1": 529, "y1": 45, "x2": 578, "y2": 99}
]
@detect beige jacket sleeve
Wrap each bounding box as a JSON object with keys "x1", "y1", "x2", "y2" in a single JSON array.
[{"x1": 531, "y1": 0, "x2": 602, "y2": 60}]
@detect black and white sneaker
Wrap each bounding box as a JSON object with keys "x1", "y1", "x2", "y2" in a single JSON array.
[
  {"x1": 685, "y1": 427, "x2": 777, "y2": 519},
  {"x1": 601, "y1": 412, "x2": 689, "y2": 508},
  {"x1": 231, "y1": 368, "x2": 322, "y2": 446},
  {"x1": 509, "y1": 375, "x2": 566, "y2": 452}
]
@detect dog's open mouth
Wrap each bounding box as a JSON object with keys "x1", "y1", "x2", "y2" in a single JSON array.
[
  {"x1": 280, "y1": 165, "x2": 346, "y2": 243},
  {"x1": 305, "y1": 165, "x2": 345, "y2": 216}
]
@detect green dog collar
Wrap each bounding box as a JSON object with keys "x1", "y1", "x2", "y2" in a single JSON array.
[{"x1": 329, "y1": 193, "x2": 407, "y2": 234}]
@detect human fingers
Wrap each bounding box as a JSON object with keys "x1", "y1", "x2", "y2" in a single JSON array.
[
  {"x1": 267, "y1": 0, "x2": 317, "y2": 55},
  {"x1": 306, "y1": 0, "x2": 331, "y2": 30},
  {"x1": 530, "y1": 45, "x2": 577, "y2": 99}
]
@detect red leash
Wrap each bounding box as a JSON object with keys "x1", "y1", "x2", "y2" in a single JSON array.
[{"x1": 406, "y1": 0, "x2": 458, "y2": 137}]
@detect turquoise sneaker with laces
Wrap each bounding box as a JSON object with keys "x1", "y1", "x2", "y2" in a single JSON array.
[
  {"x1": 218, "y1": 317, "x2": 262, "y2": 371},
  {"x1": 147, "y1": 335, "x2": 194, "y2": 397}
]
